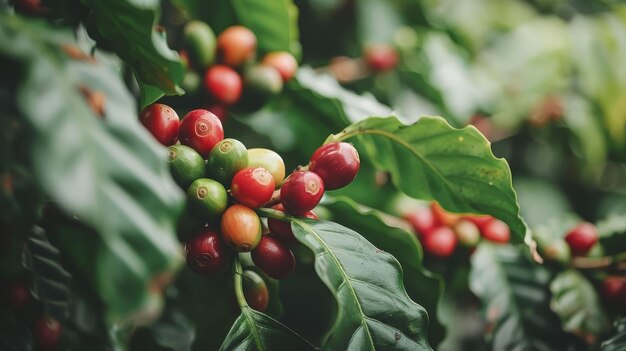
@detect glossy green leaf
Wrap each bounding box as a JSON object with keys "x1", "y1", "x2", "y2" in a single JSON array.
[
  {"x1": 80, "y1": 0, "x2": 185, "y2": 105},
  {"x1": 283, "y1": 215, "x2": 431, "y2": 350},
  {"x1": 597, "y1": 213, "x2": 626, "y2": 256},
  {"x1": 0, "y1": 15, "x2": 184, "y2": 323},
  {"x1": 602, "y1": 317, "x2": 626, "y2": 351},
  {"x1": 550, "y1": 270, "x2": 610, "y2": 342},
  {"x1": 470, "y1": 244, "x2": 574, "y2": 350},
  {"x1": 326, "y1": 116, "x2": 527, "y2": 243},
  {"x1": 321, "y1": 196, "x2": 445, "y2": 347}
]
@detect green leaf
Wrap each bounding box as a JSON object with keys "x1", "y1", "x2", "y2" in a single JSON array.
[
  {"x1": 283, "y1": 215, "x2": 431, "y2": 350},
  {"x1": 0, "y1": 15, "x2": 184, "y2": 323},
  {"x1": 470, "y1": 244, "x2": 574, "y2": 350},
  {"x1": 602, "y1": 317, "x2": 626, "y2": 351},
  {"x1": 321, "y1": 196, "x2": 445, "y2": 347},
  {"x1": 327, "y1": 116, "x2": 527, "y2": 243},
  {"x1": 550, "y1": 270, "x2": 610, "y2": 342},
  {"x1": 80, "y1": 0, "x2": 185, "y2": 105},
  {"x1": 597, "y1": 213, "x2": 626, "y2": 256}
]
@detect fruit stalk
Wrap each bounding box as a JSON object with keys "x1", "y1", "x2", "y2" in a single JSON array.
[{"x1": 232, "y1": 257, "x2": 248, "y2": 308}]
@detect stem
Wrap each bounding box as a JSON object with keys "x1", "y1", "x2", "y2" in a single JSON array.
[
  {"x1": 232, "y1": 257, "x2": 247, "y2": 308},
  {"x1": 572, "y1": 253, "x2": 626, "y2": 271},
  {"x1": 264, "y1": 189, "x2": 281, "y2": 207}
]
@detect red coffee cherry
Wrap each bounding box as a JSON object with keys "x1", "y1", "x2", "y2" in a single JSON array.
[
  {"x1": 280, "y1": 171, "x2": 324, "y2": 215},
  {"x1": 251, "y1": 236, "x2": 295, "y2": 279},
  {"x1": 220, "y1": 205, "x2": 262, "y2": 252},
  {"x1": 217, "y1": 26, "x2": 257, "y2": 67},
  {"x1": 403, "y1": 207, "x2": 437, "y2": 237},
  {"x1": 231, "y1": 167, "x2": 275, "y2": 208},
  {"x1": 178, "y1": 109, "x2": 224, "y2": 158},
  {"x1": 564, "y1": 222, "x2": 598, "y2": 256},
  {"x1": 204, "y1": 65, "x2": 243, "y2": 106},
  {"x1": 185, "y1": 229, "x2": 232, "y2": 276},
  {"x1": 430, "y1": 202, "x2": 461, "y2": 227},
  {"x1": 363, "y1": 43, "x2": 398, "y2": 72},
  {"x1": 464, "y1": 215, "x2": 493, "y2": 232},
  {"x1": 5, "y1": 282, "x2": 30, "y2": 311},
  {"x1": 481, "y1": 219, "x2": 510, "y2": 244},
  {"x1": 33, "y1": 316, "x2": 62, "y2": 351},
  {"x1": 422, "y1": 227, "x2": 457, "y2": 258},
  {"x1": 268, "y1": 204, "x2": 317, "y2": 245},
  {"x1": 139, "y1": 103, "x2": 180, "y2": 146},
  {"x1": 309, "y1": 142, "x2": 360, "y2": 190},
  {"x1": 601, "y1": 276, "x2": 626, "y2": 310},
  {"x1": 261, "y1": 52, "x2": 298, "y2": 82},
  {"x1": 242, "y1": 270, "x2": 269, "y2": 312}
]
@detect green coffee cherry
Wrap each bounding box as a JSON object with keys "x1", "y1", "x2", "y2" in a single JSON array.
[
  {"x1": 168, "y1": 145, "x2": 205, "y2": 189},
  {"x1": 186, "y1": 178, "x2": 228, "y2": 218},
  {"x1": 247, "y1": 148, "x2": 285, "y2": 187},
  {"x1": 240, "y1": 65, "x2": 283, "y2": 110},
  {"x1": 183, "y1": 21, "x2": 217, "y2": 69},
  {"x1": 206, "y1": 138, "x2": 248, "y2": 186}
]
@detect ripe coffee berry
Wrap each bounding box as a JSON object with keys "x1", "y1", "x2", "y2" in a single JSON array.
[
  {"x1": 601, "y1": 276, "x2": 626, "y2": 310},
  {"x1": 564, "y1": 222, "x2": 598, "y2": 256},
  {"x1": 268, "y1": 204, "x2": 317, "y2": 245},
  {"x1": 280, "y1": 171, "x2": 324, "y2": 215},
  {"x1": 34, "y1": 316, "x2": 62, "y2": 351},
  {"x1": 422, "y1": 227, "x2": 457, "y2": 258},
  {"x1": 252, "y1": 236, "x2": 295, "y2": 279},
  {"x1": 186, "y1": 178, "x2": 228, "y2": 218},
  {"x1": 464, "y1": 215, "x2": 493, "y2": 232},
  {"x1": 220, "y1": 205, "x2": 262, "y2": 252},
  {"x1": 167, "y1": 145, "x2": 205, "y2": 189},
  {"x1": 178, "y1": 109, "x2": 224, "y2": 158},
  {"x1": 242, "y1": 270, "x2": 269, "y2": 312},
  {"x1": 5, "y1": 282, "x2": 30, "y2": 311},
  {"x1": 363, "y1": 43, "x2": 398, "y2": 72},
  {"x1": 247, "y1": 148, "x2": 286, "y2": 186},
  {"x1": 403, "y1": 207, "x2": 437, "y2": 237},
  {"x1": 430, "y1": 202, "x2": 461, "y2": 227},
  {"x1": 139, "y1": 103, "x2": 180, "y2": 146},
  {"x1": 206, "y1": 138, "x2": 248, "y2": 186},
  {"x1": 309, "y1": 142, "x2": 360, "y2": 190},
  {"x1": 204, "y1": 65, "x2": 243, "y2": 106},
  {"x1": 481, "y1": 219, "x2": 510, "y2": 244},
  {"x1": 217, "y1": 26, "x2": 257, "y2": 67},
  {"x1": 261, "y1": 52, "x2": 298, "y2": 82},
  {"x1": 231, "y1": 167, "x2": 275, "y2": 208},
  {"x1": 185, "y1": 229, "x2": 232, "y2": 276}
]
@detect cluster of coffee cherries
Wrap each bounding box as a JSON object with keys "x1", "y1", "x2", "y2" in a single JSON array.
[
  {"x1": 404, "y1": 202, "x2": 511, "y2": 258},
  {"x1": 139, "y1": 103, "x2": 360, "y2": 309},
  {"x1": 179, "y1": 21, "x2": 298, "y2": 120},
  {"x1": 329, "y1": 42, "x2": 398, "y2": 83}
]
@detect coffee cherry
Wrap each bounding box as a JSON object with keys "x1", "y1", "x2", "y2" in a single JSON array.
[
  {"x1": 481, "y1": 219, "x2": 510, "y2": 244},
  {"x1": 280, "y1": 171, "x2": 324, "y2": 215},
  {"x1": 5, "y1": 282, "x2": 30, "y2": 311},
  {"x1": 422, "y1": 227, "x2": 457, "y2": 258},
  {"x1": 464, "y1": 215, "x2": 493, "y2": 231},
  {"x1": 183, "y1": 20, "x2": 216, "y2": 69},
  {"x1": 206, "y1": 104, "x2": 228, "y2": 123},
  {"x1": 543, "y1": 239, "x2": 571, "y2": 264},
  {"x1": 204, "y1": 65, "x2": 243, "y2": 106},
  {"x1": 430, "y1": 202, "x2": 461, "y2": 227},
  {"x1": 178, "y1": 109, "x2": 224, "y2": 158},
  {"x1": 217, "y1": 26, "x2": 257, "y2": 67},
  {"x1": 309, "y1": 142, "x2": 360, "y2": 190},
  {"x1": 252, "y1": 236, "x2": 295, "y2": 279},
  {"x1": 601, "y1": 276, "x2": 626, "y2": 310},
  {"x1": 185, "y1": 229, "x2": 232, "y2": 276},
  {"x1": 231, "y1": 167, "x2": 275, "y2": 208},
  {"x1": 453, "y1": 220, "x2": 480, "y2": 247},
  {"x1": 139, "y1": 103, "x2": 180, "y2": 146},
  {"x1": 564, "y1": 222, "x2": 598, "y2": 256},
  {"x1": 220, "y1": 205, "x2": 262, "y2": 252},
  {"x1": 242, "y1": 270, "x2": 269, "y2": 312},
  {"x1": 240, "y1": 64, "x2": 283, "y2": 110},
  {"x1": 206, "y1": 138, "x2": 248, "y2": 186},
  {"x1": 261, "y1": 52, "x2": 298, "y2": 82},
  {"x1": 268, "y1": 204, "x2": 317, "y2": 245},
  {"x1": 247, "y1": 148, "x2": 285, "y2": 186},
  {"x1": 33, "y1": 316, "x2": 62, "y2": 351},
  {"x1": 363, "y1": 43, "x2": 398, "y2": 72},
  {"x1": 15, "y1": 0, "x2": 45, "y2": 15},
  {"x1": 403, "y1": 207, "x2": 436, "y2": 237},
  {"x1": 186, "y1": 178, "x2": 228, "y2": 218},
  {"x1": 167, "y1": 145, "x2": 205, "y2": 189}
]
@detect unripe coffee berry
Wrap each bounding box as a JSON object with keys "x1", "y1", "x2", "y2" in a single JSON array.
[
  {"x1": 168, "y1": 145, "x2": 205, "y2": 189},
  {"x1": 217, "y1": 26, "x2": 257, "y2": 67},
  {"x1": 231, "y1": 167, "x2": 275, "y2": 208},
  {"x1": 178, "y1": 109, "x2": 224, "y2": 158},
  {"x1": 206, "y1": 138, "x2": 248, "y2": 186},
  {"x1": 309, "y1": 142, "x2": 360, "y2": 190},
  {"x1": 186, "y1": 178, "x2": 228, "y2": 218},
  {"x1": 240, "y1": 64, "x2": 283, "y2": 110},
  {"x1": 220, "y1": 205, "x2": 262, "y2": 252},
  {"x1": 261, "y1": 52, "x2": 298, "y2": 82},
  {"x1": 481, "y1": 219, "x2": 510, "y2": 244},
  {"x1": 543, "y1": 239, "x2": 571, "y2": 264},
  {"x1": 280, "y1": 171, "x2": 324, "y2": 215},
  {"x1": 430, "y1": 202, "x2": 461, "y2": 227},
  {"x1": 139, "y1": 103, "x2": 180, "y2": 146},
  {"x1": 204, "y1": 65, "x2": 243, "y2": 106},
  {"x1": 252, "y1": 236, "x2": 295, "y2": 279},
  {"x1": 247, "y1": 148, "x2": 286, "y2": 186},
  {"x1": 363, "y1": 43, "x2": 398, "y2": 72},
  {"x1": 268, "y1": 204, "x2": 317, "y2": 245},
  {"x1": 185, "y1": 229, "x2": 232, "y2": 276},
  {"x1": 242, "y1": 270, "x2": 269, "y2": 312},
  {"x1": 422, "y1": 227, "x2": 457, "y2": 258},
  {"x1": 403, "y1": 207, "x2": 437, "y2": 237},
  {"x1": 453, "y1": 220, "x2": 480, "y2": 247},
  {"x1": 182, "y1": 20, "x2": 216, "y2": 69},
  {"x1": 34, "y1": 316, "x2": 62, "y2": 351},
  {"x1": 564, "y1": 222, "x2": 598, "y2": 256}
]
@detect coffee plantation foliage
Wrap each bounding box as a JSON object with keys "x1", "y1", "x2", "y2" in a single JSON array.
[{"x1": 1, "y1": 0, "x2": 626, "y2": 350}]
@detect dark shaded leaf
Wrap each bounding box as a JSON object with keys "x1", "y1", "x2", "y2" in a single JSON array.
[{"x1": 602, "y1": 317, "x2": 626, "y2": 351}]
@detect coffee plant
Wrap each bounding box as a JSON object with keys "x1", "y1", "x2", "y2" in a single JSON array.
[{"x1": 1, "y1": 0, "x2": 625, "y2": 350}]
